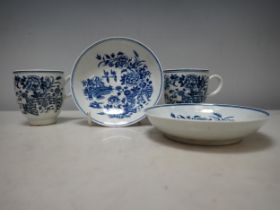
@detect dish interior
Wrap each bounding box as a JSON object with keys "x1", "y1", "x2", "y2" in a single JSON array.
[{"x1": 146, "y1": 104, "x2": 269, "y2": 122}]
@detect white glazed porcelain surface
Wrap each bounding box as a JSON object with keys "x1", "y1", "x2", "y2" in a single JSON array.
[
  {"x1": 13, "y1": 70, "x2": 69, "y2": 125},
  {"x1": 145, "y1": 104, "x2": 269, "y2": 145},
  {"x1": 164, "y1": 69, "x2": 223, "y2": 104},
  {"x1": 71, "y1": 37, "x2": 163, "y2": 127}
]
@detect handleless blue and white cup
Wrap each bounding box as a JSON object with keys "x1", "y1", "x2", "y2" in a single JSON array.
[
  {"x1": 13, "y1": 70, "x2": 71, "y2": 125},
  {"x1": 164, "y1": 68, "x2": 223, "y2": 104}
]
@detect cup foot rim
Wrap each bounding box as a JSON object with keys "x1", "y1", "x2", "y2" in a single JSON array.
[{"x1": 28, "y1": 117, "x2": 57, "y2": 126}]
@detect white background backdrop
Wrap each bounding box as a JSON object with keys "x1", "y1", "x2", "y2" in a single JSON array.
[{"x1": 1, "y1": 0, "x2": 279, "y2": 110}]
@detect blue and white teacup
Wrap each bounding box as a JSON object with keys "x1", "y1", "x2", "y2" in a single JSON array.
[
  {"x1": 13, "y1": 70, "x2": 70, "y2": 125},
  {"x1": 164, "y1": 68, "x2": 223, "y2": 104}
]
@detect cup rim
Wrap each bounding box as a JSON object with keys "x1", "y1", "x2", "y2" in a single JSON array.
[
  {"x1": 13, "y1": 69, "x2": 64, "y2": 73},
  {"x1": 164, "y1": 68, "x2": 209, "y2": 73}
]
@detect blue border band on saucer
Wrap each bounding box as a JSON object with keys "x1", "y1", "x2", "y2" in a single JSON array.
[
  {"x1": 71, "y1": 37, "x2": 163, "y2": 127},
  {"x1": 164, "y1": 68, "x2": 209, "y2": 73},
  {"x1": 145, "y1": 103, "x2": 270, "y2": 117}
]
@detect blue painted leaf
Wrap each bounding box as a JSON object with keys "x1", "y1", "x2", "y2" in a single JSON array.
[
  {"x1": 133, "y1": 50, "x2": 139, "y2": 57},
  {"x1": 96, "y1": 54, "x2": 102, "y2": 60},
  {"x1": 213, "y1": 112, "x2": 222, "y2": 118},
  {"x1": 98, "y1": 61, "x2": 104, "y2": 68}
]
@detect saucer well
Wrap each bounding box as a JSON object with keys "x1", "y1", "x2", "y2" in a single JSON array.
[{"x1": 71, "y1": 37, "x2": 163, "y2": 126}]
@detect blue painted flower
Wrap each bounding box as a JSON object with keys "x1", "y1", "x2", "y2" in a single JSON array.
[
  {"x1": 115, "y1": 54, "x2": 128, "y2": 68},
  {"x1": 108, "y1": 95, "x2": 120, "y2": 104},
  {"x1": 21, "y1": 92, "x2": 27, "y2": 98},
  {"x1": 82, "y1": 50, "x2": 153, "y2": 119},
  {"x1": 26, "y1": 76, "x2": 41, "y2": 91},
  {"x1": 54, "y1": 87, "x2": 61, "y2": 94},
  {"x1": 139, "y1": 82, "x2": 147, "y2": 88},
  {"x1": 124, "y1": 90, "x2": 131, "y2": 96},
  {"x1": 120, "y1": 72, "x2": 140, "y2": 86},
  {"x1": 170, "y1": 74, "x2": 178, "y2": 80},
  {"x1": 40, "y1": 77, "x2": 53, "y2": 90}
]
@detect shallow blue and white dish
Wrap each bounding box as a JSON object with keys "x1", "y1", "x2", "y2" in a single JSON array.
[
  {"x1": 71, "y1": 37, "x2": 163, "y2": 126},
  {"x1": 145, "y1": 104, "x2": 269, "y2": 145}
]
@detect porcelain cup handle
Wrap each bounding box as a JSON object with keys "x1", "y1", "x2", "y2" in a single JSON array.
[
  {"x1": 207, "y1": 74, "x2": 223, "y2": 97},
  {"x1": 64, "y1": 74, "x2": 71, "y2": 99}
]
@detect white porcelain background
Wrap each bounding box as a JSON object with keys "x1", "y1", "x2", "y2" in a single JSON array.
[
  {"x1": 71, "y1": 38, "x2": 163, "y2": 126},
  {"x1": 145, "y1": 104, "x2": 269, "y2": 145}
]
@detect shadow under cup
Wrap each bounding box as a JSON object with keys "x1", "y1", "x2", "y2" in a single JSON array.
[
  {"x1": 164, "y1": 69, "x2": 223, "y2": 104},
  {"x1": 13, "y1": 70, "x2": 70, "y2": 125}
]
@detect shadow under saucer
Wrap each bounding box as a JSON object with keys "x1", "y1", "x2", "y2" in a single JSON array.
[{"x1": 75, "y1": 117, "x2": 151, "y2": 127}]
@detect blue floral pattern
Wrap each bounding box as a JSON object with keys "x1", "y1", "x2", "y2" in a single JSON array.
[
  {"x1": 14, "y1": 75, "x2": 63, "y2": 115},
  {"x1": 164, "y1": 74, "x2": 208, "y2": 103},
  {"x1": 170, "y1": 112, "x2": 234, "y2": 121},
  {"x1": 82, "y1": 50, "x2": 153, "y2": 118}
]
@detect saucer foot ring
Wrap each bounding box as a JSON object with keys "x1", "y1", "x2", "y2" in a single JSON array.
[{"x1": 164, "y1": 134, "x2": 242, "y2": 146}]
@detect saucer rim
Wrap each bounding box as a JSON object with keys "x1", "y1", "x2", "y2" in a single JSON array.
[
  {"x1": 164, "y1": 68, "x2": 209, "y2": 73},
  {"x1": 13, "y1": 69, "x2": 64, "y2": 73}
]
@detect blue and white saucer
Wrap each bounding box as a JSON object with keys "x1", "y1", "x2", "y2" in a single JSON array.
[
  {"x1": 71, "y1": 37, "x2": 163, "y2": 126},
  {"x1": 145, "y1": 104, "x2": 269, "y2": 145}
]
